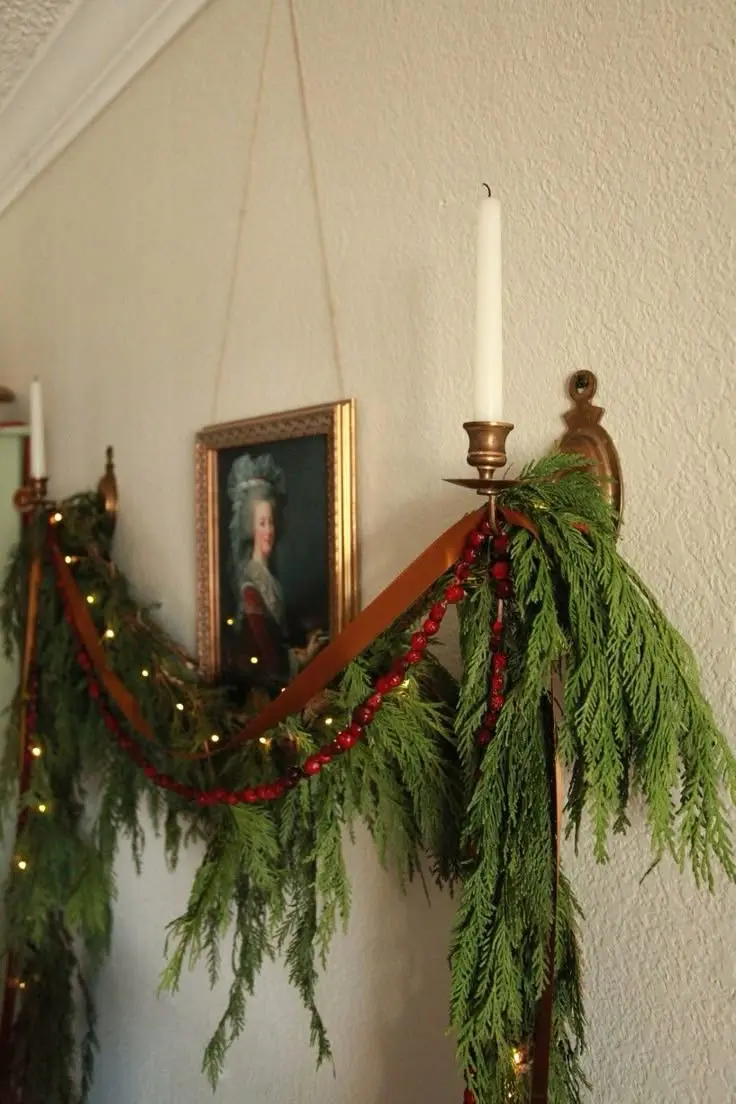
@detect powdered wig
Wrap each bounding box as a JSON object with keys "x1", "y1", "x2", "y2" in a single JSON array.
[{"x1": 228, "y1": 453, "x2": 286, "y2": 597}]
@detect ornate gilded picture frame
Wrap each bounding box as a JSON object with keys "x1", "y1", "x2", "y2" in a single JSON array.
[{"x1": 195, "y1": 400, "x2": 358, "y2": 692}]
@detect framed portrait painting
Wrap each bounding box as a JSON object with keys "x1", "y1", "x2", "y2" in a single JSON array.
[{"x1": 195, "y1": 400, "x2": 358, "y2": 696}]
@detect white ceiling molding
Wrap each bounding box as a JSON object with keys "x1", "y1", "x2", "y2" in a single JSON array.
[{"x1": 0, "y1": 0, "x2": 213, "y2": 218}]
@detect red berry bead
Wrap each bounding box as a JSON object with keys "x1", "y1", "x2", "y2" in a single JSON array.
[
  {"x1": 445, "y1": 583, "x2": 466, "y2": 604},
  {"x1": 242, "y1": 788, "x2": 259, "y2": 803},
  {"x1": 491, "y1": 561, "x2": 510, "y2": 580},
  {"x1": 405, "y1": 648, "x2": 423, "y2": 665},
  {"x1": 464, "y1": 1088, "x2": 476, "y2": 1104},
  {"x1": 462, "y1": 546, "x2": 478, "y2": 564},
  {"x1": 492, "y1": 653, "x2": 508, "y2": 671},
  {"x1": 385, "y1": 672, "x2": 402, "y2": 691},
  {"x1": 492, "y1": 619, "x2": 504, "y2": 636},
  {"x1": 477, "y1": 728, "x2": 492, "y2": 747},
  {"x1": 429, "y1": 600, "x2": 448, "y2": 621},
  {"x1": 255, "y1": 784, "x2": 272, "y2": 801},
  {"x1": 422, "y1": 618, "x2": 440, "y2": 636},
  {"x1": 336, "y1": 729, "x2": 358, "y2": 750},
  {"x1": 88, "y1": 683, "x2": 100, "y2": 699},
  {"x1": 270, "y1": 780, "x2": 286, "y2": 800},
  {"x1": 490, "y1": 694, "x2": 504, "y2": 712},
  {"x1": 224, "y1": 792, "x2": 238, "y2": 805},
  {"x1": 119, "y1": 736, "x2": 133, "y2": 751},
  {"x1": 365, "y1": 691, "x2": 383, "y2": 710},
  {"x1": 467, "y1": 529, "x2": 486, "y2": 549},
  {"x1": 143, "y1": 766, "x2": 157, "y2": 779},
  {"x1": 196, "y1": 793, "x2": 210, "y2": 806},
  {"x1": 77, "y1": 651, "x2": 91, "y2": 671},
  {"x1": 391, "y1": 656, "x2": 409, "y2": 675},
  {"x1": 483, "y1": 710, "x2": 499, "y2": 728},
  {"x1": 496, "y1": 579, "x2": 513, "y2": 599},
  {"x1": 492, "y1": 533, "x2": 510, "y2": 555},
  {"x1": 454, "y1": 563, "x2": 471, "y2": 582},
  {"x1": 491, "y1": 674, "x2": 505, "y2": 693},
  {"x1": 318, "y1": 750, "x2": 333, "y2": 765},
  {"x1": 411, "y1": 631, "x2": 428, "y2": 651},
  {"x1": 353, "y1": 706, "x2": 374, "y2": 726},
  {"x1": 303, "y1": 756, "x2": 323, "y2": 776}
]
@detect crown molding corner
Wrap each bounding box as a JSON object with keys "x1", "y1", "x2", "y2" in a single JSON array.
[{"x1": 0, "y1": 0, "x2": 212, "y2": 218}]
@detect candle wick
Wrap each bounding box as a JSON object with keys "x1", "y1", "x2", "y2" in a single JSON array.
[{"x1": 481, "y1": 183, "x2": 492, "y2": 198}]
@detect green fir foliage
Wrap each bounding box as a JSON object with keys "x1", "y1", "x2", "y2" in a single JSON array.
[{"x1": 0, "y1": 458, "x2": 734, "y2": 1104}]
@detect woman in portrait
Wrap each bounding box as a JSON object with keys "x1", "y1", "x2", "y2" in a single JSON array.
[{"x1": 226, "y1": 453, "x2": 325, "y2": 694}]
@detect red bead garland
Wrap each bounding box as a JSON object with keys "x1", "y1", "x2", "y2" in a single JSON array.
[
  {"x1": 473, "y1": 526, "x2": 512, "y2": 756},
  {"x1": 57, "y1": 511, "x2": 510, "y2": 808}
]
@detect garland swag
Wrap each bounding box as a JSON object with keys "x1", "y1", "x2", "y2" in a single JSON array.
[{"x1": 0, "y1": 455, "x2": 734, "y2": 1104}]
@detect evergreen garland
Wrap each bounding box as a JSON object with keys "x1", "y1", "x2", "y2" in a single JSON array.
[{"x1": 0, "y1": 456, "x2": 733, "y2": 1104}]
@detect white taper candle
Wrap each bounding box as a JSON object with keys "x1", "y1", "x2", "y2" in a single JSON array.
[{"x1": 473, "y1": 191, "x2": 504, "y2": 421}]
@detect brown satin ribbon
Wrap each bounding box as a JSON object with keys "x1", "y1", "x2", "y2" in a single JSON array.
[
  {"x1": 529, "y1": 695, "x2": 563, "y2": 1103},
  {"x1": 51, "y1": 507, "x2": 492, "y2": 749},
  {"x1": 50, "y1": 500, "x2": 558, "y2": 1102}
]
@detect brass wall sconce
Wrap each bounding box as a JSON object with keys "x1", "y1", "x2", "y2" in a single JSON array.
[
  {"x1": 558, "y1": 371, "x2": 623, "y2": 525},
  {"x1": 97, "y1": 446, "x2": 119, "y2": 533},
  {"x1": 447, "y1": 371, "x2": 623, "y2": 531}
]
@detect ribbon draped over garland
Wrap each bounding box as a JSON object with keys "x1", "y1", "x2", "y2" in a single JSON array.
[{"x1": 1, "y1": 454, "x2": 734, "y2": 1104}]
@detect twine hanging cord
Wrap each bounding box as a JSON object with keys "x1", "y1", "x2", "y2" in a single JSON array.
[{"x1": 209, "y1": 0, "x2": 346, "y2": 421}]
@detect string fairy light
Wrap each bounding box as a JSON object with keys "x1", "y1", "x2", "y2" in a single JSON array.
[
  {"x1": 50, "y1": 511, "x2": 63, "y2": 525},
  {"x1": 86, "y1": 595, "x2": 96, "y2": 605},
  {"x1": 104, "y1": 628, "x2": 115, "y2": 640},
  {"x1": 16, "y1": 859, "x2": 27, "y2": 871},
  {"x1": 210, "y1": 734, "x2": 220, "y2": 744},
  {"x1": 141, "y1": 669, "x2": 150, "y2": 678},
  {"x1": 324, "y1": 716, "x2": 334, "y2": 726},
  {"x1": 226, "y1": 617, "x2": 235, "y2": 626},
  {"x1": 30, "y1": 745, "x2": 42, "y2": 758},
  {"x1": 37, "y1": 803, "x2": 47, "y2": 814},
  {"x1": 249, "y1": 656, "x2": 259, "y2": 665},
  {"x1": 175, "y1": 703, "x2": 184, "y2": 712}
]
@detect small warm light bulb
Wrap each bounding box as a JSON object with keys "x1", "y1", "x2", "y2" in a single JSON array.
[
  {"x1": 104, "y1": 628, "x2": 115, "y2": 640},
  {"x1": 18, "y1": 981, "x2": 26, "y2": 991},
  {"x1": 141, "y1": 668, "x2": 150, "y2": 678},
  {"x1": 259, "y1": 736, "x2": 270, "y2": 746},
  {"x1": 30, "y1": 745, "x2": 42, "y2": 758},
  {"x1": 401, "y1": 678, "x2": 411, "y2": 689},
  {"x1": 64, "y1": 555, "x2": 73, "y2": 565},
  {"x1": 175, "y1": 702, "x2": 184, "y2": 712},
  {"x1": 210, "y1": 733, "x2": 220, "y2": 744},
  {"x1": 51, "y1": 511, "x2": 63, "y2": 524},
  {"x1": 37, "y1": 803, "x2": 47, "y2": 814},
  {"x1": 324, "y1": 716, "x2": 334, "y2": 726},
  {"x1": 249, "y1": 656, "x2": 259, "y2": 665},
  {"x1": 280, "y1": 687, "x2": 286, "y2": 694},
  {"x1": 226, "y1": 617, "x2": 235, "y2": 626},
  {"x1": 16, "y1": 859, "x2": 27, "y2": 871},
  {"x1": 512, "y1": 1048, "x2": 524, "y2": 1071},
  {"x1": 86, "y1": 595, "x2": 96, "y2": 605}
]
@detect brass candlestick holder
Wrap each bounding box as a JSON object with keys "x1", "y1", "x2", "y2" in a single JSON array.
[
  {"x1": 446, "y1": 420, "x2": 519, "y2": 525},
  {"x1": 13, "y1": 477, "x2": 50, "y2": 517}
]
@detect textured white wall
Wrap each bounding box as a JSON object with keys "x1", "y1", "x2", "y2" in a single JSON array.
[{"x1": 0, "y1": 0, "x2": 734, "y2": 1100}]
